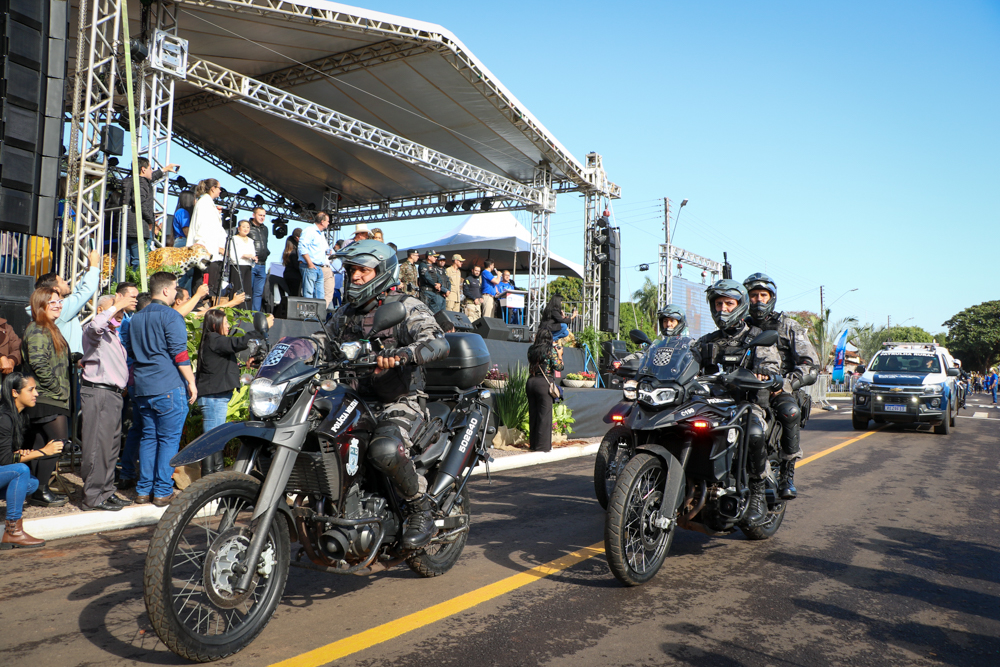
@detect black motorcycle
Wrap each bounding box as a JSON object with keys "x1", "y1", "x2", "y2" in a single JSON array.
[
  {"x1": 143, "y1": 305, "x2": 493, "y2": 661},
  {"x1": 601, "y1": 329, "x2": 789, "y2": 586}
]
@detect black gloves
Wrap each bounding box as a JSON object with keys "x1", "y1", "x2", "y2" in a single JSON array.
[{"x1": 378, "y1": 347, "x2": 412, "y2": 364}]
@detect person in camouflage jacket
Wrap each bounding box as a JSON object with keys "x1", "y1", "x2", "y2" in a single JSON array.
[{"x1": 398, "y1": 249, "x2": 420, "y2": 297}]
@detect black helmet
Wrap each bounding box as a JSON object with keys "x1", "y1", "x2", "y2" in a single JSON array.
[
  {"x1": 705, "y1": 279, "x2": 749, "y2": 331},
  {"x1": 743, "y1": 272, "x2": 777, "y2": 325},
  {"x1": 336, "y1": 240, "x2": 400, "y2": 310},
  {"x1": 657, "y1": 304, "x2": 687, "y2": 337}
]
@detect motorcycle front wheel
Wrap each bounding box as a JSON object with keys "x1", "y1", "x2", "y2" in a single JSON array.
[
  {"x1": 605, "y1": 452, "x2": 675, "y2": 586},
  {"x1": 594, "y1": 425, "x2": 634, "y2": 510},
  {"x1": 143, "y1": 471, "x2": 290, "y2": 662}
]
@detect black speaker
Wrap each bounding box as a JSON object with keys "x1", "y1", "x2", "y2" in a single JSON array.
[
  {"x1": 599, "y1": 227, "x2": 620, "y2": 334},
  {"x1": 434, "y1": 309, "x2": 473, "y2": 333},
  {"x1": 286, "y1": 297, "x2": 327, "y2": 322},
  {"x1": 0, "y1": 274, "x2": 35, "y2": 342},
  {"x1": 100, "y1": 125, "x2": 124, "y2": 156},
  {"x1": 473, "y1": 316, "x2": 510, "y2": 341}
]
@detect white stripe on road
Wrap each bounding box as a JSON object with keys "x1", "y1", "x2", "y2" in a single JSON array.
[
  {"x1": 972, "y1": 412, "x2": 989, "y2": 418},
  {"x1": 958, "y1": 414, "x2": 1000, "y2": 421}
]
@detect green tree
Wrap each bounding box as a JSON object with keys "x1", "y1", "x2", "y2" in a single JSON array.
[
  {"x1": 809, "y1": 309, "x2": 857, "y2": 371},
  {"x1": 630, "y1": 277, "x2": 658, "y2": 323},
  {"x1": 545, "y1": 276, "x2": 582, "y2": 304},
  {"x1": 850, "y1": 324, "x2": 889, "y2": 365},
  {"x1": 787, "y1": 310, "x2": 818, "y2": 330},
  {"x1": 883, "y1": 326, "x2": 933, "y2": 343},
  {"x1": 943, "y1": 300, "x2": 1000, "y2": 372}
]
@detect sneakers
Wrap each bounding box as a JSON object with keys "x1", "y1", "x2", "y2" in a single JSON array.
[
  {"x1": 745, "y1": 480, "x2": 768, "y2": 526},
  {"x1": 778, "y1": 461, "x2": 797, "y2": 500},
  {"x1": 401, "y1": 496, "x2": 437, "y2": 549}
]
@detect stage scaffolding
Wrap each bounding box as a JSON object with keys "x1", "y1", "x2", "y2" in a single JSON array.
[{"x1": 63, "y1": 0, "x2": 620, "y2": 330}]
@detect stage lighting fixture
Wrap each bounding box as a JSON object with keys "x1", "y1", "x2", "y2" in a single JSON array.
[
  {"x1": 639, "y1": 263, "x2": 650, "y2": 271},
  {"x1": 276, "y1": 196, "x2": 286, "y2": 206},
  {"x1": 462, "y1": 199, "x2": 476, "y2": 211},
  {"x1": 107, "y1": 157, "x2": 119, "y2": 167},
  {"x1": 307, "y1": 202, "x2": 317, "y2": 211},
  {"x1": 238, "y1": 187, "x2": 249, "y2": 197},
  {"x1": 291, "y1": 202, "x2": 302, "y2": 214},
  {"x1": 594, "y1": 252, "x2": 609, "y2": 264},
  {"x1": 444, "y1": 201, "x2": 457, "y2": 213},
  {"x1": 130, "y1": 38, "x2": 149, "y2": 63},
  {"x1": 253, "y1": 194, "x2": 265, "y2": 206},
  {"x1": 272, "y1": 217, "x2": 288, "y2": 239},
  {"x1": 480, "y1": 197, "x2": 494, "y2": 211},
  {"x1": 175, "y1": 175, "x2": 188, "y2": 188},
  {"x1": 592, "y1": 230, "x2": 608, "y2": 245}
]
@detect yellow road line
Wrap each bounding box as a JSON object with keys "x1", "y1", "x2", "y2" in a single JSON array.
[
  {"x1": 797, "y1": 426, "x2": 884, "y2": 467},
  {"x1": 275, "y1": 425, "x2": 885, "y2": 666},
  {"x1": 271, "y1": 543, "x2": 605, "y2": 667}
]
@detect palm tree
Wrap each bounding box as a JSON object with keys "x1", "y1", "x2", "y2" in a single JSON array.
[
  {"x1": 851, "y1": 324, "x2": 889, "y2": 366},
  {"x1": 631, "y1": 277, "x2": 658, "y2": 323},
  {"x1": 809, "y1": 308, "x2": 858, "y2": 372}
]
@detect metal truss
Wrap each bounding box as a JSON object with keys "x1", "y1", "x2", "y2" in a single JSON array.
[
  {"x1": 174, "y1": 40, "x2": 438, "y2": 117},
  {"x1": 660, "y1": 243, "x2": 723, "y2": 307},
  {"x1": 527, "y1": 165, "x2": 554, "y2": 333},
  {"x1": 139, "y1": 1, "x2": 180, "y2": 247},
  {"x1": 62, "y1": 0, "x2": 123, "y2": 292},
  {"x1": 182, "y1": 55, "x2": 549, "y2": 208},
  {"x1": 657, "y1": 197, "x2": 672, "y2": 312},
  {"x1": 334, "y1": 189, "x2": 532, "y2": 226}
]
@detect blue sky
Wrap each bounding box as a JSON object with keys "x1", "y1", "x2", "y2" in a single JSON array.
[{"x1": 160, "y1": 0, "x2": 999, "y2": 334}]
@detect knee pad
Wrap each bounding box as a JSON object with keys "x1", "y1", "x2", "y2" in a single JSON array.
[
  {"x1": 367, "y1": 433, "x2": 407, "y2": 472},
  {"x1": 775, "y1": 396, "x2": 800, "y2": 425}
]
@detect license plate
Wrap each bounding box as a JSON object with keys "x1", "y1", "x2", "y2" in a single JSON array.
[{"x1": 884, "y1": 404, "x2": 907, "y2": 412}]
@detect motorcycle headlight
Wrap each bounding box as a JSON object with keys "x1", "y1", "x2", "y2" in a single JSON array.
[
  {"x1": 638, "y1": 386, "x2": 678, "y2": 406},
  {"x1": 623, "y1": 380, "x2": 638, "y2": 401},
  {"x1": 855, "y1": 381, "x2": 870, "y2": 392},
  {"x1": 923, "y1": 384, "x2": 944, "y2": 395},
  {"x1": 249, "y1": 377, "x2": 288, "y2": 418},
  {"x1": 340, "y1": 341, "x2": 363, "y2": 362}
]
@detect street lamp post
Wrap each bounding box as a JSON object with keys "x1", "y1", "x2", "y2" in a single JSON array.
[{"x1": 665, "y1": 198, "x2": 688, "y2": 306}]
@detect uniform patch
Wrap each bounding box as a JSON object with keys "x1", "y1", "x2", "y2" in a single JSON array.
[{"x1": 346, "y1": 438, "x2": 360, "y2": 476}]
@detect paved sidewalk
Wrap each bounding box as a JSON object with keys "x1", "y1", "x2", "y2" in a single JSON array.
[{"x1": 21, "y1": 438, "x2": 602, "y2": 543}]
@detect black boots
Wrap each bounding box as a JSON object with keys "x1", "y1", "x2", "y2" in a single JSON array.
[
  {"x1": 745, "y1": 480, "x2": 768, "y2": 526},
  {"x1": 30, "y1": 487, "x2": 68, "y2": 508},
  {"x1": 402, "y1": 496, "x2": 436, "y2": 549},
  {"x1": 779, "y1": 460, "x2": 797, "y2": 500}
]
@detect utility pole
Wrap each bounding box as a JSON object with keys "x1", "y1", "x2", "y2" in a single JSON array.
[
  {"x1": 664, "y1": 197, "x2": 672, "y2": 307},
  {"x1": 819, "y1": 285, "x2": 825, "y2": 316}
]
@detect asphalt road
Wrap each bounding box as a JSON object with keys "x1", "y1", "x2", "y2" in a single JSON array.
[{"x1": 2, "y1": 399, "x2": 998, "y2": 666}]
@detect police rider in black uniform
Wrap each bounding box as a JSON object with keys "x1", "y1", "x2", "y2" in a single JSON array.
[
  {"x1": 743, "y1": 273, "x2": 819, "y2": 500},
  {"x1": 324, "y1": 240, "x2": 451, "y2": 549},
  {"x1": 693, "y1": 280, "x2": 782, "y2": 526},
  {"x1": 657, "y1": 304, "x2": 689, "y2": 339}
]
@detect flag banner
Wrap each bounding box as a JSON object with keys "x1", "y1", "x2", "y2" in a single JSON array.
[{"x1": 832, "y1": 328, "x2": 850, "y2": 383}]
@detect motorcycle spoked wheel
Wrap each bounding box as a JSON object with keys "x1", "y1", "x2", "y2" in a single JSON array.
[
  {"x1": 407, "y1": 485, "x2": 471, "y2": 578},
  {"x1": 739, "y1": 459, "x2": 787, "y2": 541},
  {"x1": 594, "y1": 425, "x2": 634, "y2": 510},
  {"x1": 605, "y1": 453, "x2": 675, "y2": 586},
  {"x1": 143, "y1": 472, "x2": 290, "y2": 663}
]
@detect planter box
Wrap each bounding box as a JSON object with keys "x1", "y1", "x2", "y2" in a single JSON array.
[
  {"x1": 483, "y1": 379, "x2": 507, "y2": 390},
  {"x1": 563, "y1": 379, "x2": 595, "y2": 388}
]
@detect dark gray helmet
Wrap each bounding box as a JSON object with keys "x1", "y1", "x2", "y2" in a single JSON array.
[
  {"x1": 705, "y1": 279, "x2": 749, "y2": 331},
  {"x1": 657, "y1": 304, "x2": 687, "y2": 337},
  {"x1": 743, "y1": 272, "x2": 777, "y2": 325},
  {"x1": 336, "y1": 240, "x2": 400, "y2": 308}
]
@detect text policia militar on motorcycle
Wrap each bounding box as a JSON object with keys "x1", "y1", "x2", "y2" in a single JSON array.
[
  {"x1": 596, "y1": 275, "x2": 819, "y2": 587},
  {"x1": 142, "y1": 240, "x2": 494, "y2": 662}
]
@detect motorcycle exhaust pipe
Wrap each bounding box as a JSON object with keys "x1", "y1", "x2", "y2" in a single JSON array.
[{"x1": 429, "y1": 409, "x2": 484, "y2": 498}]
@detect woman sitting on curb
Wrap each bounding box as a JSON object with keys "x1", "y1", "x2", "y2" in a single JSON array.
[{"x1": 0, "y1": 373, "x2": 64, "y2": 549}]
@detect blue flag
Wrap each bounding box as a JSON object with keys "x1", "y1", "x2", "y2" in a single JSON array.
[{"x1": 832, "y1": 328, "x2": 850, "y2": 383}]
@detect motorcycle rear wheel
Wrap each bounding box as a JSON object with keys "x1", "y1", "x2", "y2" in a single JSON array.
[
  {"x1": 143, "y1": 472, "x2": 290, "y2": 662},
  {"x1": 605, "y1": 453, "x2": 675, "y2": 586},
  {"x1": 407, "y1": 485, "x2": 471, "y2": 578},
  {"x1": 740, "y1": 464, "x2": 787, "y2": 541},
  {"x1": 594, "y1": 425, "x2": 634, "y2": 510}
]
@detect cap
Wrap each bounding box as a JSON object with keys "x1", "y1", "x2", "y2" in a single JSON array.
[
  {"x1": 453, "y1": 254, "x2": 465, "y2": 261},
  {"x1": 425, "y1": 249, "x2": 436, "y2": 257},
  {"x1": 407, "y1": 248, "x2": 419, "y2": 256}
]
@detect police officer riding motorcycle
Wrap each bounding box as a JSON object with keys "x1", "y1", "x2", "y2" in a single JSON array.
[
  {"x1": 326, "y1": 240, "x2": 451, "y2": 548},
  {"x1": 743, "y1": 273, "x2": 819, "y2": 500},
  {"x1": 657, "y1": 304, "x2": 689, "y2": 338}
]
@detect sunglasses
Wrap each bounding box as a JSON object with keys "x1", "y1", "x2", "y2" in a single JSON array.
[{"x1": 47, "y1": 299, "x2": 64, "y2": 307}]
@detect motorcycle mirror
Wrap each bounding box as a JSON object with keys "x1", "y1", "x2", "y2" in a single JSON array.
[
  {"x1": 747, "y1": 330, "x2": 778, "y2": 347},
  {"x1": 629, "y1": 328, "x2": 651, "y2": 346},
  {"x1": 369, "y1": 301, "x2": 407, "y2": 337},
  {"x1": 253, "y1": 311, "x2": 269, "y2": 338}
]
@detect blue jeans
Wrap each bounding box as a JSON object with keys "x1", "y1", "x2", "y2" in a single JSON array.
[
  {"x1": 0, "y1": 463, "x2": 39, "y2": 521},
  {"x1": 126, "y1": 239, "x2": 142, "y2": 269},
  {"x1": 136, "y1": 385, "x2": 190, "y2": 498},
  {"x1": 552, "y1": 323, "x2": 570, "y2": 342},
  {"x1": 300, "y1": 264, "x2": 324, "y2": 300},
  {"x1": 251, "y1": 264, "x2": 268, "y2": 311},
  {"x1": 198, "y1": 394, "x2": 231, "y2": 434},
  {"x1": 992, "y1": 386, "x2": 997, "y2": 404},
  {"x1": 120, "y1": 397, "x2": 142, "y2": 481}
]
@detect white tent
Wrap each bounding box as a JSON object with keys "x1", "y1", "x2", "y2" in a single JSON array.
[{"x1": 395, "y1": 212, "x2": 583, "y2": 278}]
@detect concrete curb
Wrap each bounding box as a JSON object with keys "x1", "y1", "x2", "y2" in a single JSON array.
[{"x1": 24, "y1": 443, "x2": 601, "y2": 543}]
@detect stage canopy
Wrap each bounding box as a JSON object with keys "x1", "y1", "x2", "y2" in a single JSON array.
[
  {"x1": 68, "y1": 0, "x2": 603, "y2": 213},
  {"x1": 396, "y1": 212, "x2": 584, "y2": 279}
]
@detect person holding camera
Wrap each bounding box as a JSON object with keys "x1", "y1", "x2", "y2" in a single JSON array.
[
  {"x1": 0, "y1": 373, "x2": 63, "y2": 549},
  {"x1": 195, "y1": 309, "x2": 271, "y2": 476},
  {"x1": 20, "y1": 288, "x2": 72, "y2": 507},
  {"x1": 79, "y1": 292, "x2": 136, "y2": 511}
]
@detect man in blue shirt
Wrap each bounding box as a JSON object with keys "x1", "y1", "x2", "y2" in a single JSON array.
[
  {"x1": 480, "y1": 260, "x2": 501, "y2": 319},
  {"x1": 126, "y1": 272, "x2": 197, "y2": 506},
  {"x1": 297, "y1": 215, "x2": 331, "y2": 300}
]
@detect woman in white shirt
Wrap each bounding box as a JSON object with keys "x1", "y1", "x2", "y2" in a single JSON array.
[
  {"x1": 228, "y1": 220, "x2": 256, "y2": 300},
  {"x1": 187, "y1": 178, "x2": 227, "y2": 297}
]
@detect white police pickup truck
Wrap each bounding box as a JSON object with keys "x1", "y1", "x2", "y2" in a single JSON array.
[{"x1": 852, "y1": 343, "x2": 961, "y2": 434}]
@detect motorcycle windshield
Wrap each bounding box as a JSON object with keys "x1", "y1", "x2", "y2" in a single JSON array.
[
  {"x1": 255, "y1": 337, "x2": 319, "y2": 383},
  {"x1": 636, "y1": 336, "x2": 699, "y2": 385}
]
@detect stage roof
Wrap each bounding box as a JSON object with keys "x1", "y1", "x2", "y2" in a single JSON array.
[{"x1": 70, "y1": 0, "x2": 597, "y2": 211}]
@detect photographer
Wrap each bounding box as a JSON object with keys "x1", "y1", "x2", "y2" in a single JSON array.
[
  {"x1": 0, "y1": 373, "x2": 63, "y2": 549},
  {"x1": 195, "y1": 310, "x2": 271, "y2": 476}
]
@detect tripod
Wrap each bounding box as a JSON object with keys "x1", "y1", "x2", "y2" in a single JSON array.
[{"x1": 214, "y1": 202, "x2": 247, "y2": 304}]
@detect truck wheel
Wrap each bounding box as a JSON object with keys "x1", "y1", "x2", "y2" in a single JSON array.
[
  {"x1": 933, "y1": 408, "x2": 951, "y2": 435},
  {"x1": 852, "y1": 412, "x2": 869, "y2": 431}
]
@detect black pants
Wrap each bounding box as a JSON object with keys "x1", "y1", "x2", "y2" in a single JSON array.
[
  {"x1": 526, "y1": 375, "x2": 554, "y2": 452},
  {"x1": 228, "y1": 264, "x2": 252, "y2": 299},
  {"x1": 771, "y1": 392, "x2": 802, "y2": 460},
  {"x1": 284, "y1": 268, "x2": 301, "y2": 299},
  {"x1": 28, "y1": 415, "x2": 69, "y2": 491},
  {"x1": 193, "y1": 260, "x2": 224, "y2": 298}
]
